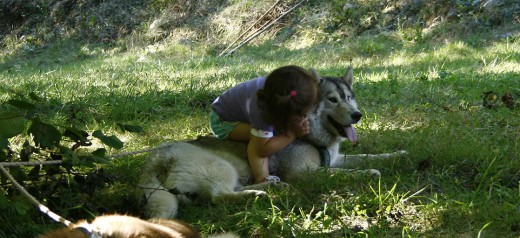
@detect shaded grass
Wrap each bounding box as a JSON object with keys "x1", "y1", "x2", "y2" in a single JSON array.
[{"x1": 1, "y1": 26, "x2": 520, "y2": 237}]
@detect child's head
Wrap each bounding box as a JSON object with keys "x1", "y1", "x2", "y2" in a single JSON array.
[{"x1": 257, "y1": 65, "x2": 319, "y2": 134}]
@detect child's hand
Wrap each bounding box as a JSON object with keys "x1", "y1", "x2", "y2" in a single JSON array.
[{"x1": 291, "y1": 116, "x2": 310, "y2": 138}]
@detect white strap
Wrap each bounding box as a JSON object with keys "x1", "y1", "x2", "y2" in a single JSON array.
[{"x1": 251, "y1": 128, "x2": 273, "y2": 138}]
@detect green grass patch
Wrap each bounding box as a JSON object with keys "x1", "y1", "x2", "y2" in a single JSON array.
[{"x1": 1, "y1": 25, "x2": 520, "y2": 237}]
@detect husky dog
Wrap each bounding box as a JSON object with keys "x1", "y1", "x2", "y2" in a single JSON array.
[{"x1": 138, "y1": 67, "x2": 406, "y2": 218}]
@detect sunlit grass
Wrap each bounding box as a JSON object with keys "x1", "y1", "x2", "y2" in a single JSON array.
[{"x1": 1, "y1": 23, "x2": 520, "y2": 237}]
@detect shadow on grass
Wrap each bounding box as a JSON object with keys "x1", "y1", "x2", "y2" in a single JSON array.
[
  {"x1": 1, "y1": 26, "x2": 519, "y2": 237},
  {"x1": 0, "y1": 37, "x2": 108, "y2": 74}
]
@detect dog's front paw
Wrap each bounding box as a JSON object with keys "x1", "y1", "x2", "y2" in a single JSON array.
[
  {"x1": 366, "y1": 169, "x2": 381, "y2": 177},
  {"x1": 272, "y1": 181, "x2": 290, "y2": 188},
  {"x1": 265, "y1": 175, "x2": 281, "y2": 182},
  {"x1": 248, "y1": 190, "x2": 267, "y2": 197}
]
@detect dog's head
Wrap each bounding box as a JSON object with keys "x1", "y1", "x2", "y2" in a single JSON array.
[{"x1": 312, "y1": 67, "x2": 361, "y2": 143}]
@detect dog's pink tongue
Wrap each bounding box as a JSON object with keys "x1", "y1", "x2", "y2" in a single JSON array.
[{"x1": 345, "y1": 126, "x2": 358, "y2": 143}]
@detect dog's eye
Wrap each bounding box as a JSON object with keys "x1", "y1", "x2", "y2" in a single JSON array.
[{"x1": 328, "y1": 97, "x2": 338, "y2": 103}]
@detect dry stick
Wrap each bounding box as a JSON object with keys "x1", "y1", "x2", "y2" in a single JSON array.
[
  {"x1": 0, "y1": 146, "x2": 166, "y2": 227},
  {"x1": 0, "y1": 142, "x2": 172, "y2": 168},
  {"x1": 245, "y1": 5, "x2": 285, "y2": 44},
  {"x1": 218, "y1": 0, "x2": 282, "y2": 57},
  {"x1": 222, "y1": 0, "x2": 305, "y2": 57},
  {"x1": 0, "y1": 160, "x2": 63, "y2": 167},
  {"x1": 0, "y1": 165, "x2": 73, "y2": 227}
]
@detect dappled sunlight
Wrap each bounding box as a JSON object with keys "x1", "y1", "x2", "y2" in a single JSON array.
[
  {"x1": 2, "y1": 0, "x2": 520, "y2": 237},
  {"x1": 483, "y1": 61, "x2": 520, "y2": 74},
  {"x1": 361, "y1": 71, "x2": 390, "y2": 82},
  {"x1": 403, "y1": 41, "x2": 474, "y2": 68},
  {"x1": 348, "y1": 41, "x2": 476, "y2": 75},
  {"x1": 439, "y1": 41, "x2": 473, "y2": 55},
  {"x1": 384, "y1": 52, "x2": 412, "y2": 68},
  {"x1": 478, "y1": 40, "x2": 520, "y2": 74},
  {"x1": 286, "y1": 34, "x2": 316, "y2": 50},
  {"x1": 358, "y1": 109, "x2": 429, "y2": 134},
  {"x1": 354, "y1": 38, "x2": 520, "y2": 84},
  {"x1": 360, "y1": 118, "x2": 424, "y2": 132}
]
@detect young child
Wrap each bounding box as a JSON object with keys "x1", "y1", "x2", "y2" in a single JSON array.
[{"x1": 209, "y1": 65, "x2": 318, "y2": 184}]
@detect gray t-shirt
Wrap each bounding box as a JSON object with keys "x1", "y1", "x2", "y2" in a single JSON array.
[{"x1": 211, "y1": 77, "x2": 274, "y2": 137}]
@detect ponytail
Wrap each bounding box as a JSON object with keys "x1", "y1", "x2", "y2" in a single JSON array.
[{"x1": 257, "y1": 66, "x2": 318, "y2": 134}]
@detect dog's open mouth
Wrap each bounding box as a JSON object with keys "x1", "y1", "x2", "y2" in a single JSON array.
[{"x1": 328, "y1": 116, "x2": 358, "y2": 143}]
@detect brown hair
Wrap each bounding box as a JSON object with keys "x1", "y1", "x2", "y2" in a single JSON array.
[{"x1": 257, "y1": 65, "x2": 319, "y2": 134}]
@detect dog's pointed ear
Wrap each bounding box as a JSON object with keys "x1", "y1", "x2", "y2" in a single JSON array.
[
  {"x1": 343, "y1": 67, "x2": 354, "y2": 88},
  {"x1": 309, "y1": 68, "x2": 321, "y2": 84}
]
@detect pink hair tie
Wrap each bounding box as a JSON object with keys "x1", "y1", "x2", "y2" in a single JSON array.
[{"x1": 289, "y1": 90, "x2": 297, "y2": 97}]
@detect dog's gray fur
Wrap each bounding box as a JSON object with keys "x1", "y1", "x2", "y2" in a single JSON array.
[{"x1": 138, "y1": 67, "x2": 406, "y2": 218}]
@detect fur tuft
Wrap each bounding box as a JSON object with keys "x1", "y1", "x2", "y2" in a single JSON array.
[{"x1": 39, "y1": 214, "x2": 201, "y2": 238}]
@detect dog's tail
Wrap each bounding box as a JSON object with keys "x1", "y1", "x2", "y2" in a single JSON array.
[{"x1": 137, "y1": 143, "x2": 179, "y2": 218}]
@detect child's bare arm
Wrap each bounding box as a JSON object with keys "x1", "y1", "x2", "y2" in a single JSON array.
[
  {"x1": 249, "y1": 133, "x2": 296, "y2": 158},
  {"x1": 291, "y1": 116, "x2": 310, "y2": 138}
]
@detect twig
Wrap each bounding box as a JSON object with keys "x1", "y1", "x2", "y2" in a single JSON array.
[
  {"x1": 0, "y1": 143, "x2": 174, "y2": 227},
  {"x1": 222, "y1": 0, "x2": 305, "y2": 57},
  {"x1": 0, "y1": 160, "x2": 63, "y2": 167},
  {"x1": 219, "y1": 0, "x2": 282, "y2": 57},
  {"x1": 0, "y1": 165, "x2": 73, "y2": 227},
  {"x1": 0, "y1": 142, "x2": 171, "y2": 167}
]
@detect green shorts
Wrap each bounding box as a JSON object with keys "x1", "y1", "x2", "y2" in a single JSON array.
[{"x1": 209, "y1": 110, "x2": 240, "y2": 139}]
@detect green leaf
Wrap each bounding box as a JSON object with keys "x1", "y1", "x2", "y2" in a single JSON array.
[
  {"x1": 93, "y1": 156, "x2": 110, "y2": 164},
  {"x1": 117, "y1": 123, "x2": 144, "y2": 133},
  {"x1": 63, "y1": 127, "x2": 89, "y2": 143},
  {"x1": 92, "y1": 130, "x2": 123, "y2": 149},
  {"x1": 92, "y1": 148, "x2": 107, "y2": 157},
  {"x1": 7, "y1": 99, "x2": 36, "y2": 110},
  {"x1": 78, "y1": 155, "x2": 96, "y2": 167},
  {"x1": 0, "y1": 112, "x2": 26, "y2": 138},
  {"x1": 91, "y1": 148, "x2": 110, "y2": 164},
  {"x1": 59, "y1": 146, "x2": 77, "y2": 163},
  {"x1": 28, "y1": 119, "x2": 61, "y2": 149}
]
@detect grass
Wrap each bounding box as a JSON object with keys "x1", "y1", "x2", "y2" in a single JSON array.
[{"x1": 1, "y1": 23, "x2": 520, "y2": 237}]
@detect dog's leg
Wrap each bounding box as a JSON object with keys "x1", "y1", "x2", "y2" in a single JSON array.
[
  {"x1": 209, "y1": 181, "x2": 283, "y2": 204},
  {"x1": 210, "y1": 181, "x2": 290, "y2": 203},
  {"x1": 141, "y1": 187, "x2": 179, "y2": 218},
  {"x1": 345, "y1": 150, "x2": 408, "y2": 160},
  {"x1": 327, "y1": 168, "x2": 381, "y2": 177},
  {"x1": 332, "y1": 150, "x2": 408, "y2": 168},
  {"x1": 237, "y1": 180, "x2": 289, "y2": 191},
  {"x1": 211, "y1": 189, "x2": 267, "y2": 204}
]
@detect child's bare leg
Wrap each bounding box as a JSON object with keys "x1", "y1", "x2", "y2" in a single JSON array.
[
  {"x1": 229, "y1": 122, "x2": 270, "y2": 184},
  {"x1": 248, "y1": 145, "x2": 269, "y2": 184},
  {"x1": 228, "y1": 122, "x2": 251, "y2": 141}
]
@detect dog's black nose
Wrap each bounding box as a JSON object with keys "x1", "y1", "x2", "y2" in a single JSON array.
[{"x1": 351, "y1": 111, "x2": 362, "y2": 122}]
